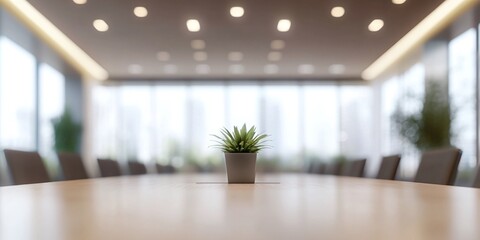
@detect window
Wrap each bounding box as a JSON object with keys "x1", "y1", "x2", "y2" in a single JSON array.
[
  {"x1": 93, "y1": 86, "x2": 120, "y2": 159},
  {"x1": 39, "y1": 63, "x2": 65, "y2": 161},
  {"x1": 399, "y1": 63, "x2": 425, "y2": 177},
  {"x1": 449, "y1": 28, "x2": 477, "y2": 169},
  {"x1": 118, "y1": 86, "x2": 153, "y2": 163},
  {"x1": 340, "y1": 86, "x2": 373, "y2": 158},
  {"x1": 153, "y1": 85, "x2": 188, "y2": 165},
  {"x1": 380, "y1": 63, "x2": 425, "y2": 177},
  {"x1": 303, "y1": 85, "x2": 340, "y2": 160},
  {"x1": 381, "y1": 76, "x2": 401, "y2": 155},
  {"x1": 92, "y1": 83, "x2": 373, "y2": 170},
  {"x1": 226, "y1": 84, "x2": 261, "y2": 129},
  {"x1": 189, "y1": 85, "x2": 226, "y2": 164},
  {"x1": 262, "y1": 84, "x2": 301, "y2": 167},
  {"x1": 0, "y1": 37, "x2": 36, "y2": 150}
]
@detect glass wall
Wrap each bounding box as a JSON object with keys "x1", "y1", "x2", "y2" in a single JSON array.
[
  {"x1": 448, "y1": 28, "x2": 477, "y2": 169},
  {"x1": 0, "y1": 37, "x2": 36, "y2": 150},
  {"x1": 39, "y1": 63, "x2": 65, "y2": 162},
  {"x1": 380, "y1": 63, "x2": 425, "y2": 177},
  {"x1": 153, "y1": 86, "x2": 188, "y2": 166},
  {"x1": 0, "y1": 35, "x2": 67, "y2": 185},
  {"x1": 380, "y1": 76, "x2": 401, "y2": 156},
  {"x1": 262, "y1": 84, "x2": 302, "y2": 167},
  {"x1": 340, "y1": 86, "x2": 373, "y2": 158},
  {"x1": 303, "y1": 85, "x2": 340, "y2": 160},
  {"x1": 92, "y1": 83, "x2": 372, "y2": 171},
  {"x1": 379, "y1": 26, "x2": 480, "y2": 180}
]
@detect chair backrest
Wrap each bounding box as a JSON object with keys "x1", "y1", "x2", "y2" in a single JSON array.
[
  {"x1": 58, "y1": 152, "x2": 88, "y2": 180},
  {"x1": 314, "y1": 163, "x2": 326, "y2": 174},
  {"x1": 97, "y1": 158, "x2": 121, "y2": 177},
  {"x1": 414, "y1": 148, "x2": 462, "y2": 185},
  {"x1": 473, "y1": 167, "x2": 480, "y2": 188},
  {"x1": 376, "y1": 155, "x2": 401, "y2": 180},
  {"x1": 156, "y1": 163, "x2": 175, "y2": 174},
  {"x1": 341, "y1": 159, "x2": 366, "y2": 177},
  {"x1": 128, "y1": 161, "x2": 147, "y2": 175},
  {"x1": 3, "y1": 149, "x2": 50, "y2": 185},
  {"x1": 324, "y1": 162, "x2": 342, "y2": 175}
]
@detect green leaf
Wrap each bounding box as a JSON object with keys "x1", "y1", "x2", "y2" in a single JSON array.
[{"x1": 210, "y1": 124, "x2": 271, "y2": 153}]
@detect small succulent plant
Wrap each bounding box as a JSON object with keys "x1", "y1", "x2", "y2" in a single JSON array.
[{"x1": 212, "y1": 124, "x2": 269, "y2": 153}]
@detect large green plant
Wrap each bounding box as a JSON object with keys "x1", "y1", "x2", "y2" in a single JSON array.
[
  {"x1": 52, "y1": 108, "x2": 82, "y2": 153},
  {"x1": 212, "y1": 124, "x2": 269, "y2": 153},
  {"x1": 392, "y1": 82, "x2": 453, "y2": 150}
]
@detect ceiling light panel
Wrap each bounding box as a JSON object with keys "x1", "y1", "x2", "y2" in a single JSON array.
[
  {"x1": 268, "y1": 52, "x2": 282, "y2": 61},
  {"x1": 368, "y1": 19, "x2": 384, "y2": 32},
  {"x1": 329, "y1": 64, "x2": 346, "y2": 74},
  {"x1": 230, "y1": 6, "x2": 244, "y2": 18},
  {"x1": 331, "y1": 7, "x2": 345, "y2": 18},
  {"x1": 73, "y1": 0, "x2": 87, "y2": 4},
  {"x1": 270, "y1": 40, "x2": 285, "y2": 50},
  {"x1": 186, "y1": 19, "x2": 200, "y2": 32},
  {"x1": 193, "y1": 51, "x2": 208, "y2": 61},
  {"x1": 298, "y1": 64, "x2": 315, "y2": 74},
  {"x1": 264, "y1": 64, "x2": 279, "y2": 74},
  {"x1": 196, "y1": 64, "x2": 211, "y2": 74},
  {"x1": 134, "y1": 6, "x2": 148, "y2": 18},
  {"x1": 164, "y1": 64, "x2": 178, "y2": 74},
  {"x1": 392, "y1": 0, "x2": 407, "y2": 4},
  {"x1": 156, "y1": 51, "x2": 170, "y2": 61},
  {"x1": 191, "y1": 40, "x2": 206, "y2": 50},
  {"x1": 277, "y1": 19, "x2": 291, "y2": 32},
  {"x1": 128, "y1": 64, "x2": 143, "y2": 74},
  {"x1": 93, "y1": 19, "x2": 109, "y2": 32},
  {"x1": 229, "y1": 64, "x2": 244, "y2": 74},
  {"x1": 228, "y1": 52, "x2": 243, "y2": 61}
]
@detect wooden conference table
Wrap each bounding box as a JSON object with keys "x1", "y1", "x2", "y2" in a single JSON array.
[{"x1": 1, "y1": 174, "x2": 479, "y2": 240}]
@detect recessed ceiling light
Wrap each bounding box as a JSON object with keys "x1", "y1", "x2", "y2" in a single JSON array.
[
  {"x1": 73, "y1": 0, "x2": 87, "y2": 4},
  {"x1": 134, "y1": 6, "x2": 148, "y2": 18},
  {"x1": 230, "y1": 6, "x2": 244, "y2": 18},
  {"x1": 156, "y1": 51, "x2": 170, "y2": 61},
  {"x1": 196, "y1": 64, "x2": 211, "y2": 74},
  {"x1": 228, "y1": 52, "x2": 243, "y2": 61},
  {"x1": 128, "y1": 64, "x2": 143, "y2": 74},
  {"x1": 264, "y1": 64, "x2": 279, "y2": 74},
  {"x1": 229, "y1": 64, "x2": 244, "y2": 74},
  {"x1": 277, "y1": 19, "x2": 291, "y2": 32},
  {"x1": 93, "y1": 19, "x2": 109, "y2": 32},
  {"x1": 164, "y1": 64, "x2": 177, "y2": 74},
  {"x1": 329, "y1": 64, "x2": 346, "y2": 75},
  {"x1": 368, "y1": 19, "x2": 384, "y2": 32},
  {"x1": 186, "y1": 19, "x2": 201, "y2": 32},
  {"x1": 270, "y1": 40, "x2": 285, "y2": 50},
  {"x1": 193, "y1": 51, "x2": 208, "y2": 61},
  {"x1": 392, "y1": 0, "x2": 406, "y2": 4},
  {"x1": 331, "y1": 6, "x2": 345, "y2": 18},
  {"x1": 268, "y1": 52, "x2": 282, "y2": 61},
  {"x1": 298, "y1": 64, "x2": 315, "y2": 75},
  {"x1": 191, "y1": 40, "x2": 206, "y2": 50}
]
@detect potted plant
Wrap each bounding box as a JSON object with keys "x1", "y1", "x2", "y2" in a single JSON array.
[
  {"x1": 212, "y1": 124, "x2": 269, "y2": 183},
  {"x1": 52, "y1": 108, "x2": 82, "y2": 153},
  {"x1": 392, "y1": 81, "x2": 454, "y2": 150}
]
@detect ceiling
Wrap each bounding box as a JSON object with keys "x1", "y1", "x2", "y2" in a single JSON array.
[{"x1": 26, "y1": 0, "x2": 444, "y2": 80}]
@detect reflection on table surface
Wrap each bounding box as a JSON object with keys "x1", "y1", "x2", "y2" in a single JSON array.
[{"x1": 1, "y1": 174, "x2": 479, "y2": 240}]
